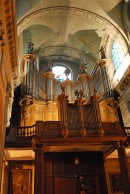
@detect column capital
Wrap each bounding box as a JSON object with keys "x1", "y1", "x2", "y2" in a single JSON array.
[
  {"x1": 32, "y1": 138, "x2": 46, "y2": 151},
  {"x1": 116, "y1": 141, "x2": 125, "y2": 149}
]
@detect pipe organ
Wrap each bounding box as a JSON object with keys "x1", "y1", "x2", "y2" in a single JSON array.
[{"x1": 19, "y1": 53, "x2": 120, "y2": 134}]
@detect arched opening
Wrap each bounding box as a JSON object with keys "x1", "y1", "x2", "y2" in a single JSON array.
[{"x1": 52, "y1": 64, "x2": 72, "y2": 82}]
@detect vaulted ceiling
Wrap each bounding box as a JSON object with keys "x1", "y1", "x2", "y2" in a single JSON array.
[{"x1": 16, "y1": 0, "x2": 129, "y2": 75}]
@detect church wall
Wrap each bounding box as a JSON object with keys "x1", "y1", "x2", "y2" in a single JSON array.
[
  {"x1": 115, "y1": 66, "x2": 130, "y2": 128},
  {"x1": 119, "y1": 87, "x2": 130, "y2": 127}
]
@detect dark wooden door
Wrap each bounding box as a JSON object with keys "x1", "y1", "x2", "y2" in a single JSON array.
[
  {"x1": 54, "y1": 177, "x2": 77, "y2": 194},
  {"x1": 45, "y1": 152, "x2": 108, "y2": 194}
]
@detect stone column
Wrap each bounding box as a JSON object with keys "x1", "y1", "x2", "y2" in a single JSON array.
[
  {"x1": 33, "y1": 141, "x2": 45, "y2": 194},
  {"x1": 117, "y1": 142, "x2": 130, "y2": 194}
]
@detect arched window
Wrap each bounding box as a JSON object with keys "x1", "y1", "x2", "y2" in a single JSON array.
[
  {"x1": 111, "y1": 41, "x2": 129, "y2": 82},
  {"x1": 112, "y1": 41, "x2": 124, "y2": 70},
  {"x1": 52, "y1": 65, "x2": 72, "y2": 82}
]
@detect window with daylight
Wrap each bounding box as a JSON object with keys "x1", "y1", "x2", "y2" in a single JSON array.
[
  {"x1": 52, "y1": 65, "x2": 72, "y2": 82},
  {"x1": 112, "y1": 41, "x2": 124, "y2": 71}
]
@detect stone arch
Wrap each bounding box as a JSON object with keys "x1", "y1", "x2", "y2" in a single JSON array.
[{"x1": 17, "y1": 6, "x2": 129, "y2": 45}]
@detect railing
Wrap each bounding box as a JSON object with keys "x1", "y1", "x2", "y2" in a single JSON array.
[
  {"x1": 16, "y1": 125, "x2": 36, "y2": 137},
  {"x1": 8, "y1": 124, "x2": 36, "y2": 138},
  {"x1": 124, "y1": 127, "x2": 130, "y2": 137},
  {"x1": 6, "y1": 122, "x2": 127, "y2": 141}
]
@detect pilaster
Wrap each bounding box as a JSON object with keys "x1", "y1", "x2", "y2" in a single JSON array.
[{"x1": 117, "y1": 141, "x2": 130, "y2": 194}]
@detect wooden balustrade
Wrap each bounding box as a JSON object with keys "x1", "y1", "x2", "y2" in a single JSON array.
[
  {"x1": 8, "y1": 124, "x2": 36, "y2": 138},
  {"x1": 16, "y1": 125, "x2": 36, "y2": 137},
  {"x1": 6, "y1": 122, "x2": 128, "y2": 143}
]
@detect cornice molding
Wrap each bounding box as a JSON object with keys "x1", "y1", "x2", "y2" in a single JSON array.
[{"x1": 1, "y1": 0, "x2": 18, "y2": 88}]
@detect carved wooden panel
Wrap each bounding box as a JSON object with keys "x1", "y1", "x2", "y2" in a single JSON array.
[
  {"x1": 44, "y1": 152, "x2": 108, "y2": 194},
  {"x1": 45, "y1": 177, "x2": 53, "y2": 194},
  {"x1": 45, "y1": 159, "x2": 52, "y2": 175},
  {"x1": 64, "y1": 162, "x2": 74, "y2": 175},
  {"x1": 53, "y1": 160, "x2": 64, "y2": 175}
]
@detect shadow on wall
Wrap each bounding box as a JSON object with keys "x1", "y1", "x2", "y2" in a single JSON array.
[{"x1": 10, "y1": 84, "x2": 22, "y2": 126}]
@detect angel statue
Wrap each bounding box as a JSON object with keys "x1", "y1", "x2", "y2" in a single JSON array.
[
  {"x1": 47, "y1": 59, "x2": 53, "y2": 72},
  {"x1": 27, "y1": 39, "x2": 34, "y2": 53},
  {"x1": 99, "y1": 46, "x2": 106, "y2": 59}
]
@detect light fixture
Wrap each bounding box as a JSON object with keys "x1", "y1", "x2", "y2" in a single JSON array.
[
  {"x1": 74, "y1": 152, "x2": 79, "y2": 165},
  {"x1": 3, "y1": 160, "x2": 8, "y2": 166}
]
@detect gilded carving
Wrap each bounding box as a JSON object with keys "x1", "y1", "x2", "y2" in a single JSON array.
[
  {"x1": 61, "y1": 128, "x2": 69, "y2": 138},
  {"x1": 47, "y1": 102, "x2": 53, "y2": 113},
  {"x1": 116, "y1": 141, "x2": 125, "y2": 149},
  {"x1": 98, "y1": 128, "x2": 105, "y2": 137},
  {"x1": 19, "y1": 95, "x2": 34, "y2": 126},
  {"x1": 107, "y1": 97, "x2": 118, "y2": 109},
  {"x1": 80, "y1": 129, "x2": 87, "y2": 138}
]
